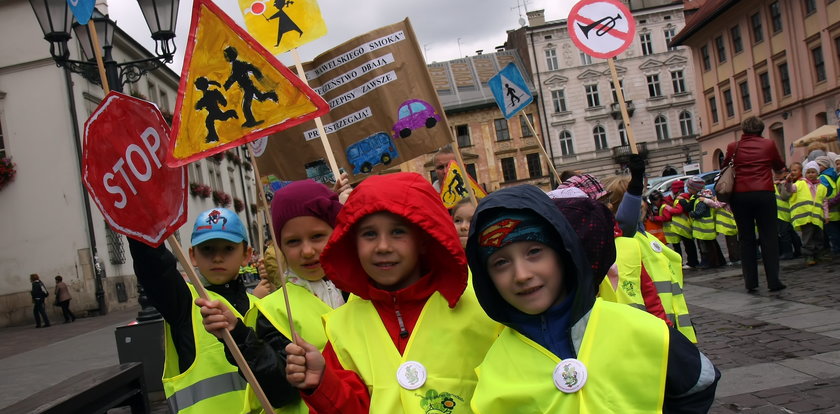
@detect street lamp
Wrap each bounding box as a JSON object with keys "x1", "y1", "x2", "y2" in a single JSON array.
[{"x1": 29, "y1": 0, "x2": 179, "y2": 92}]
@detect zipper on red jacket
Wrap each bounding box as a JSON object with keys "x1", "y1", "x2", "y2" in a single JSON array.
[{"x1": 393, "y1": 295, "x2": 409, "y2": 339}]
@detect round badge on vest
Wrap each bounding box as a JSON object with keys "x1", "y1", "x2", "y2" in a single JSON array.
[
  {"x1": 650, "y1": 240, "x2": 663, "y2": 253},
  {"x1": 553, "y1": 359, "x2": 587, "y2": 393},
  {"x1": 396, "y1": 361, "x2": 427, "y2": 390}
]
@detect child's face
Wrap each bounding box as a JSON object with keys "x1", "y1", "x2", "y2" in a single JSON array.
[
  {"x1": 452, "y1": 203, "x2": 476, "y2": 249},
  {"x1": 280, "y1": 216, "x2": 333, "y2": 281},
  {"x1": 355, "y1": 212, "x2": 425, "y2": 291},
  {"x1": 790, "y1": 164, "x2": 802, "y2": 179},
  {"x1": 190, "y1": 239, "x2": 252, "y2": 285},
  {"x1": 486, "y1": 241, "x2": 565, "y2": 315},
  {"x1": 805, "y1": 168, "x2": 819, "y2": 181},
  {"x1": 835, "y1": 159, "x2": 840, "y2": 173}
]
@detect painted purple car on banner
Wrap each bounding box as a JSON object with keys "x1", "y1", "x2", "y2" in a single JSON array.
[{"x1": 392, "y1": 99, "x2": 441, "y2": 139}]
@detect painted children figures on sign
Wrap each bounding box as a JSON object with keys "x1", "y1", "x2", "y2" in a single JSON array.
[
  {"x1": 194, "y1": 77, "x2": 238, "y2": 143},
  {"x1": 267, "y1": 0, "x2": 303, "y2": 47},
  {"x1": 223, "y1": 46, "x2": 279, "y2": 128}
]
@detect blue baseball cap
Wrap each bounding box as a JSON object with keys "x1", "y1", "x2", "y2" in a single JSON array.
[{"x1": 191, "y1": 208, "x2": 248, "y2": 247}]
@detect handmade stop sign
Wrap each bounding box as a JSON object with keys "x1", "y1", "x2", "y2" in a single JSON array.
[{"x1": 83, "y1": 91, "x2": 188, "y2": 247}]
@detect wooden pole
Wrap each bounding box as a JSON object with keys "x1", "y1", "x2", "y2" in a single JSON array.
[
  {"x1": 607, "y1": 57, "x2": 638, "y2": 154},
  {"x1": 290, "y1": 48, "x2": 341, "y2": 181},
  {"x1": 166, "y1": 235, "x2": 274, "y2": 413},
  {"x1": 247, "y1": 145, "x2": 298, "y2": 341},
  {"x1": 88, "y1": 21, "x2": 110, "y2": 95},
  {"x1": 520, "y1": 113, "x2": 562, "y2": 184}
]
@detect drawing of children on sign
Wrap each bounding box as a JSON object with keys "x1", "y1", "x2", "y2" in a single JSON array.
[
  {"x1": 194, "y1": 77, "x2": 238, "y2": 143},
  {"x1": 222, "y1": 46, "x2": 279, "y2": 128},
  {"x1": 266, "y1": 0, "x2": 303, "y2": 47}
]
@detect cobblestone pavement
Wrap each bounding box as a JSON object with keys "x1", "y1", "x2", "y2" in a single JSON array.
[{"x1": 685, "y1": 255, "x2": 840, "y2": 413}]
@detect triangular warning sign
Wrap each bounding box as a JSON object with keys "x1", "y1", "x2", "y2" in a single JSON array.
[
  {"x1": 167, "y1": 0, "x2": 329, "y2": 167},
  {"x1": 440, "y1": 160, "x2": 487, "y2": 209}
]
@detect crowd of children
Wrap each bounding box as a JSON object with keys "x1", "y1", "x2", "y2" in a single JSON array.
[{"x1": 129, "y1": 156, "x2": 727, "y2": 412}]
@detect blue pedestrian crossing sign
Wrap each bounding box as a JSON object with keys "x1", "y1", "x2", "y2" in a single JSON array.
[{"x1": 489, "y1": 63, "x2": 533, "y2": 119}]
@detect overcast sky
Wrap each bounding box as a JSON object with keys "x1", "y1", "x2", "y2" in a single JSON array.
[{"x1": 109, "y1": 0, "x2": 581, "y2": 72}]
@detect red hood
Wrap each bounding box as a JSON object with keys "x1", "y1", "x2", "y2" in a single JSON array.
[{"x1": 320, "y1": 172, "x2": 467, "y2": 307}]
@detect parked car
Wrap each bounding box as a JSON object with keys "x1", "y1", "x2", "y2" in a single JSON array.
[
  {"x1": 346, "y1": 132, "x2": 399, "y2": 174},
  {"x1": 645, "y1": 170, "x2": 720, "y2": 199},
  {"x1": 392, "y1": 99, "x2": 441, "y2": 139}
]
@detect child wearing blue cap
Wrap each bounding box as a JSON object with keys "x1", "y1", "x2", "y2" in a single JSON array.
[
  {"x1": 466, "y1": 185, "x2": 719, "y2": 413},
  {"x1": 127, "y1": 208, "x2": 294, "y2": 413}
]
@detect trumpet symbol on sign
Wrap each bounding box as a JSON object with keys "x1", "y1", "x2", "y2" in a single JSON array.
[{"x1": 578, "y1": 14, "x2": 623, "y2": 39}]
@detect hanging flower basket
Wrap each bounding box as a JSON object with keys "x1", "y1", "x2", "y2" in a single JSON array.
[
  {"x1": 190, "y1": 183, "x2": 211, "y2": 198},
  {"x1": 0, "y1": 157, "x2": 17, "y2": 191},
  {"x1": 212, "y1": 190, "x2": 232, "y2": 207},
  {"x1": 234, "y1": 198, "x2": 244, "y2": 213},
  {"x1": 210, "y1": 152, "x2": 224, "y2": 163}
]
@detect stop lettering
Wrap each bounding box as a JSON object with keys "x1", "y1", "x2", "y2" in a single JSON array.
[{"x1": 82, "y1": 91, "x2": 188, "y2": 247}]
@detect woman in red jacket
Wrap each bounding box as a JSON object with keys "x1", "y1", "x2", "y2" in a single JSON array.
[{"x1": 723, "y1": 116, "x2": 787, "y2": 293}]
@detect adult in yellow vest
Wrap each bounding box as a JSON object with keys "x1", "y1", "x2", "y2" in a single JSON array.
[
  {"x1": 466, "y1": 185, "x2": 718, "y2": 413},
  {"x1": 127, "y1": 208, "x2": 257, "y2": 413}
]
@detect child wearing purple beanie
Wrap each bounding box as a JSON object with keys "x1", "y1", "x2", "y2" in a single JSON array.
[{"x1": 198, "y1": 179, "x2": 346, "y2": 412}]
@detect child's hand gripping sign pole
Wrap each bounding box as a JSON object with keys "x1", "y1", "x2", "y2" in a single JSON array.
[
  {"x1": 568, "y1": 0, "x2": 639, "y2": 154},
  {"x1": 81, "y1": 91, "x2": 276, "y2": 413}
]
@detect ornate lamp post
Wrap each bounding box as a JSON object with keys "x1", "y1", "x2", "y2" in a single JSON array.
[{"x1": 29, "y1": 0, "x2": 180, "y2": 321}]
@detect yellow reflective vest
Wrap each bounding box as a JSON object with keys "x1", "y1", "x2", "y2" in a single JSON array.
[
  {"x1": 690, "y1": 196, "x2": 717, "y2": 241},
  {"x1": 775, "y1": 187, "x2": 791, "y2": 222},
  {"x1": 824, "y1": 176, "x2": 840, "y2": 222},
  {"x1": 162, "y1": 284, "x2": 253, "y2": 414},
  {"x1": 660, "y1": 204, "x2": 680, "y2": 245},
  {"x1": 715, "y1": 206, "x2": 738, "y2": 236},
  {"x1": 598, "y1": 237, "x2": 646, "y2": 312},
  {"x1": 790, "y1": 180, "x2": 828, "y2": 230},
  {"x1": 324, "y1": 291, "x2": 500, "y2": 414},
  {"x1": 635, "y1": 232, "x2": 697, "y2": 343},
  {"x1": 667, "y1": 197, "x2": 692, "y2": 239},
  {"x1": 241, "y1": 283, "x2": 333, "y2": 414},
  {"x1": 471, "y1": 300, "x2": 669, "y2": 414}
]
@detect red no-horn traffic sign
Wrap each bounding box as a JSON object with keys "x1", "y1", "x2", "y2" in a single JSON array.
[
  {"x1": 568, "y1": 0, "x2": 636, "y2": 59},
  {"x1": 83, "y1": 92, "x2": 188, "y2": 247}
]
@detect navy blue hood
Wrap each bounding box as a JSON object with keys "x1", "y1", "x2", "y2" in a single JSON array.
[{"x1": 466, "y1": 185, "x2": 596, "y2": 330}]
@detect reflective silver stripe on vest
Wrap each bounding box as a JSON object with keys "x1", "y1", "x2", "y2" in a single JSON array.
[
  {"x1": 671, "y1": 221, "x2": 691, "y2": 233},
  {"x1": 716, "y1": 221, "x2": 737, "y2": 230},
  {"x1": 777, "y1": 206, "x2": 790, "y2": 214},
  {"x1": 666, "y1": 313, "x2": 676, "y2": 324},
  {"x1": 693, "y1": 228, "x2": 716, "y2": 234},
  {"x1": 671, "y1": 283, "x2": 683, "y2": 295},
  {"x1": 629, "y1": 303, "x2": 647, "y2": 311},
  {"x1": 167, "y1": 371, "x2": 247, "y2": 412},
  {"x1": 654, "y1": 281, "x2": 673, "y2": 294},
  {"x1": 677, "y1": 313, "x2": 692, "y2": 328},
  {"x1": 790, "y1": 200, "x2": 817, "y2": 210}
]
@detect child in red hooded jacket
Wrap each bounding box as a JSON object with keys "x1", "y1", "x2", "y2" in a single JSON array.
[{"x1": 285, "y1": 172, "x2": 500, "y2": 413}]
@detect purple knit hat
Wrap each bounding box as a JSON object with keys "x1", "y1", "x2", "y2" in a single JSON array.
[{"x1": 270, "y1": 180, "x2": 342, "y2": 236}]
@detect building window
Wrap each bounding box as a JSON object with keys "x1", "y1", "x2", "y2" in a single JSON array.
[
  {"x1": 105, "y1": 223, "x2": 126, "y2": 264},
  {"x1": 494, "y1": 118, "x2": 510, "y2": 141},
  {"x1": 709, "y1": 96, "x2": 719, "y2": 124},
  {"x1": 654, "y1": 115, "x2": 669, "y2": 141},
  {"x1": 751, "y1": 13, "x2": 764, "y2": 43},
  {"x1": 805, "y1": 0, "x2": 817, "y2": 15},
  {"x1": 671, "y1": 71, "x2": 686, "y2": 94},
  {"x1": 813, "y1": 46, "x2": 826, "y2": 82},
  {"x1": 646, "y1": 74, "x2": 662, "y2": 97},
  {"x1": 208, "y1": 160, "x2": 223, "y2": 190},
  {"x1": 618, "y1": 122, "x2": 628, "y2": 145},
  {"x1": 501, "y1": 157, "x2": 517, "y2": 181},
  {"x1": 520, "y1": 113, "x2": 534, "y2": 137},
  {"x1": 731, "y1": 25, "x2": 743, "y2": 54},
  {"x1": 769, "y1": 2, "x2": 782, "y2": 33},
  {"x1": 723, "y1": 89, "x2": 735, "y2": 118},
  {"x1": 456, "y1": 124, "x2": 471, "y2": 147},
  {"x1": 526, "y1": 153, "x2": 542, "y2": 178},
  {"x1": 580, "y1": 52, "x2": 592, "y2": 65},
  {"x1": 545, "y1": 48, "x2": 559, "y2": 71},
  {"x1": 778, "y1": 62, "x2": 791, "y2": 96},
  {"x1": 551, "y1": 89, "x2": 567, "y2": 112},
  {"x1": 715, "y1": 36, "x2": 727, "y2": 63},
  {"x1": 159, "y1": 90, "x2": 170, "y2": 113},
  {"x1": 465, "y1": 163, "x2": 477, "y2": 180},
  {"x1": 593, "y1": 125, "x2": 608, "y2": 150},
  {"x1": 192, "y1": 161, "x2": 205, "y2": 184},
  {"x1": 585, "y1": 84, "x2": 600, "y2": 108},
  {"x1": 739, "y1": 81, "x2": 752, "y2": 111},
  {"x1": 664, "y1": 27, "x2": 676, "y2": 51},
  {"x1": 679, "y1": 111, "x2": 694, "y2": 136},
  {"x1": 559, "y1": 130, "x2": 574, "y2": 156},
  {"x1": 759, "y1": 72, "x2": 772, "y2": 103},
  {"x1": 701, "y1": 45, "x2": 711, "y2": 71},
  {"x1": 640, "y1": 32, "x2": 653, "y2": 56},
  {"x1": 610, "y1": 80, "x2": 624, "y2": 102}
]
